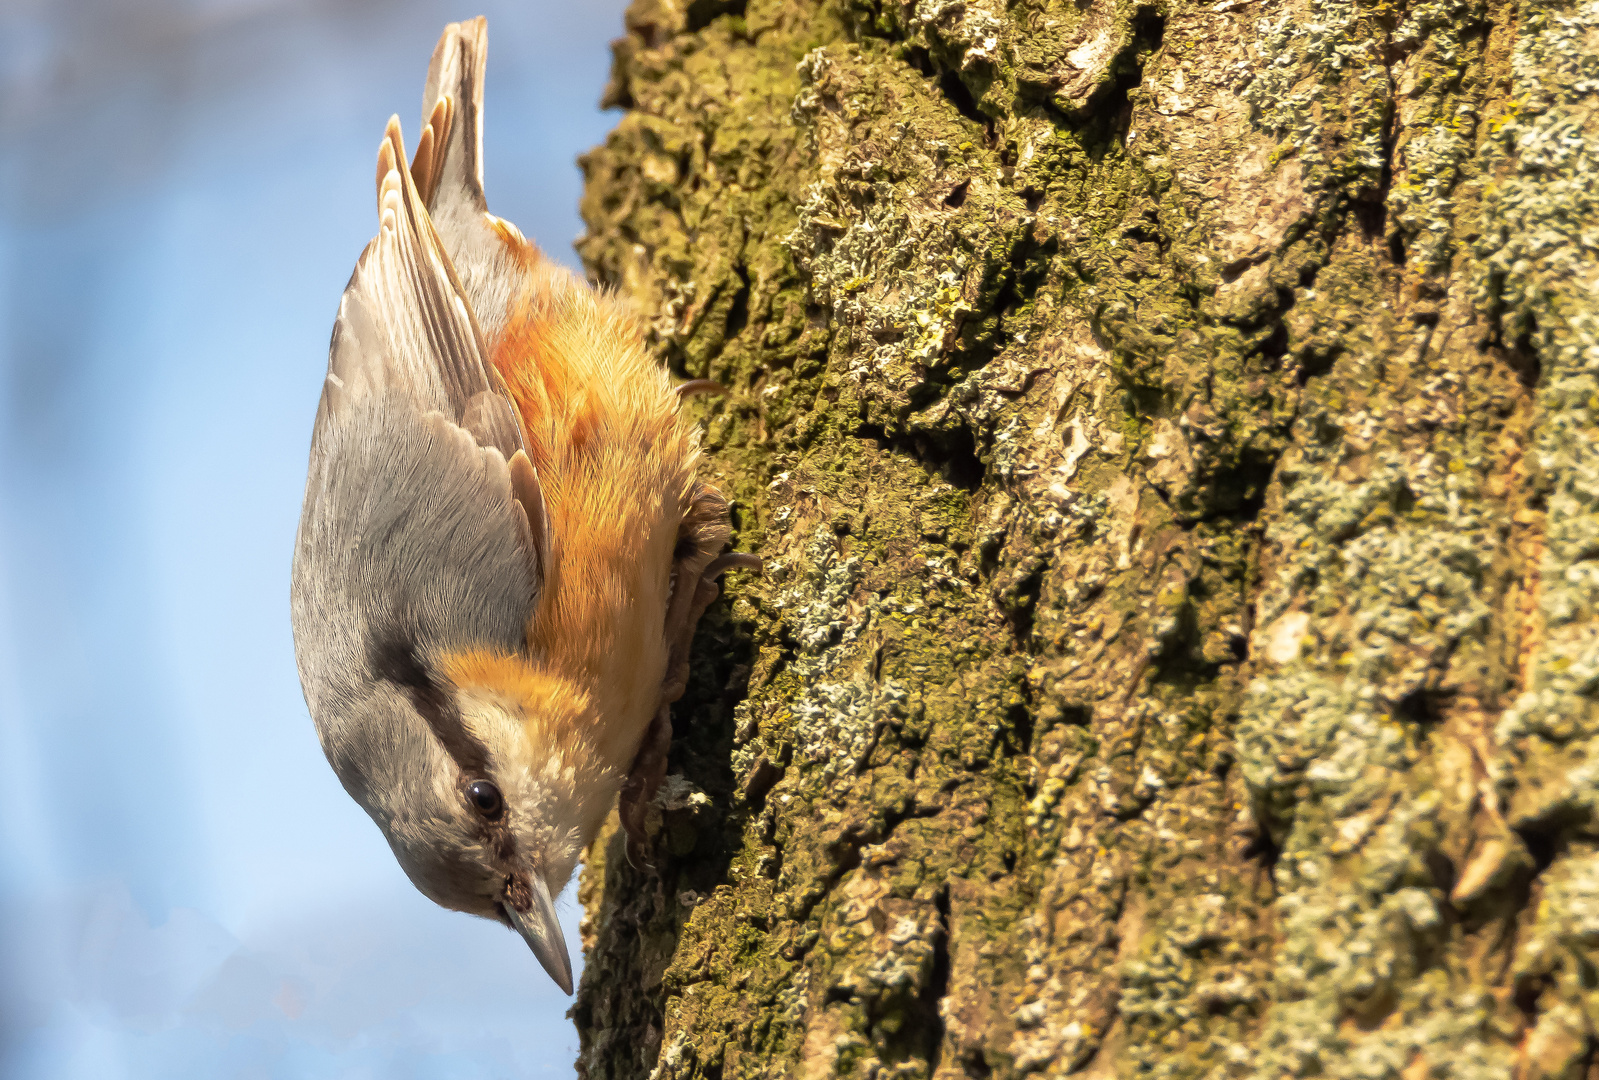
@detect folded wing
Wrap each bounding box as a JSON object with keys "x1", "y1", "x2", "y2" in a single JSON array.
[{"x1": 293, "y1": 116, "x2": 547, "y2": 730}]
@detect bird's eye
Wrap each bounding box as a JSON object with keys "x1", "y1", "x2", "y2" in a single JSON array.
[{"x1": 466, "y1": 780, "x2": 504, "y2": 819}]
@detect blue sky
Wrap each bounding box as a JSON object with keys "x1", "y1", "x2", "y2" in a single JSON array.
[{"x1": 0, "y1": 1, "x2": 628, "y2": 1074}]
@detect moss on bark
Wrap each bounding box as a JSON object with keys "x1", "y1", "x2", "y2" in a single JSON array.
[{"x1": 570, "y1": 0, "x2": 1599, "y2": 1076}]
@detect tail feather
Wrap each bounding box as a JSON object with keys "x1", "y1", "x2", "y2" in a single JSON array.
[
  {"x1": 413, "y1": 17, "x2": 489, "y2": 217},
  {"x1": 406, "y1": 18, "x2": 529, "y2": 354}
]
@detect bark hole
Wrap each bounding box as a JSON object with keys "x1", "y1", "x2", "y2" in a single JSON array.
[
  {"x1": 684, "y1": 0, "x2": 746, "y2": 33},
  {"x1": 938, "y1": 70, "x2": 986, "y2": 125},
  {"x1": 724, "y1": 267, "x2": 751, "y2": 339}
]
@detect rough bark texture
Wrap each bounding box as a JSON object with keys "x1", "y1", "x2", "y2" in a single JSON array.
[{"x1": 569, "y1": 0, "x2": 1599, "y2": 1076}]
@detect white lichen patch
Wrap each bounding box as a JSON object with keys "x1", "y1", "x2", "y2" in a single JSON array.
[
  {"x1": 734, "y1": 526, "x2": 910, "y2": 790},
  {"x1": 1480, "y1": 14, "x2": 1599, "y2": 1060},
  {"x1": 1237, "y1": 317, "x2": 1506, "y2": 1072},
  {"x1": 1245, "y1": 0, "x2": 1486, "y2": 275},
  {"x1": 1481, "y1": 0, "x2": 1599, "y2": 803}
]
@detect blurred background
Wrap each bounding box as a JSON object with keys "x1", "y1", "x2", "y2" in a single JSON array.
[{"x1": 0, "y1": 0, "x2": 629, "y2": 1075}]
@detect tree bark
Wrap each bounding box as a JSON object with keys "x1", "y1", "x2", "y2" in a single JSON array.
[{"x1": 569, "y1": 0, "x2": 1599, "y2": 1076}]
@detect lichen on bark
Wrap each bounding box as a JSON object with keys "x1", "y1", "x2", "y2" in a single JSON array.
[{"x1": 569, "y1": 0, "x2": 1599, "y2": 1077}]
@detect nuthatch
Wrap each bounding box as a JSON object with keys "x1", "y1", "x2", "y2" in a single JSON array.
[{"x1": 289, "y1": 17, "x2": 757, "y2": 995}]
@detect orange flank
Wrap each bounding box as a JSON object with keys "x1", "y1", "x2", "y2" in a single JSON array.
[{"x1": 478, "y1": 238, "x2": 701, "y2": 774}]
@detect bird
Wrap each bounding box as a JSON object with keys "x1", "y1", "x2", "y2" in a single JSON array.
[{"x1": 289, "y1": 17, "x2": 757, "y2": 995}]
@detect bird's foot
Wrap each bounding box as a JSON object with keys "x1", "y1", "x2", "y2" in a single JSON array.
[
  {"x1": 616, "y1": 484, "x2": 762, "y2": 864},
  {"x1": 617, "y1": 705, "x2": 671, "y2": 869}
]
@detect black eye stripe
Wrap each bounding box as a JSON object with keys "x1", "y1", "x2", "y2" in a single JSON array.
[
  {"x1": 367, "y1": 630, "x2": 519, "y2": 864},
  {"x1": 368, "y1": 631, "x2": 492, "y2": 777}
]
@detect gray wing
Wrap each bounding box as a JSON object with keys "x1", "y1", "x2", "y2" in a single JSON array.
[{"x1": 292, "y1": 117, "x2": 535, "y2": 748}]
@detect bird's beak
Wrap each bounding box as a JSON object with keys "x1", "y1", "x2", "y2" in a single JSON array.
[{"x1": 504, "y1": 875, "x2": 573, "y2": 994}]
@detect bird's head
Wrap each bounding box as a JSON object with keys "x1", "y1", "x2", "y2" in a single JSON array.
[{"x1": 316, "y1": 639, "x2": 615, "y2": 996}]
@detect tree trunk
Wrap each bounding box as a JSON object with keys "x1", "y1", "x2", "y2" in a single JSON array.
[{"x1": 569, "y1": 0, "x2": 1599, "y2": 1075}]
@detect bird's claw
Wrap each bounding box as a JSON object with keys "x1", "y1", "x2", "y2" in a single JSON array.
[{"x1": 616, "y1": 485, "x2": 761, "y2": 863}]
